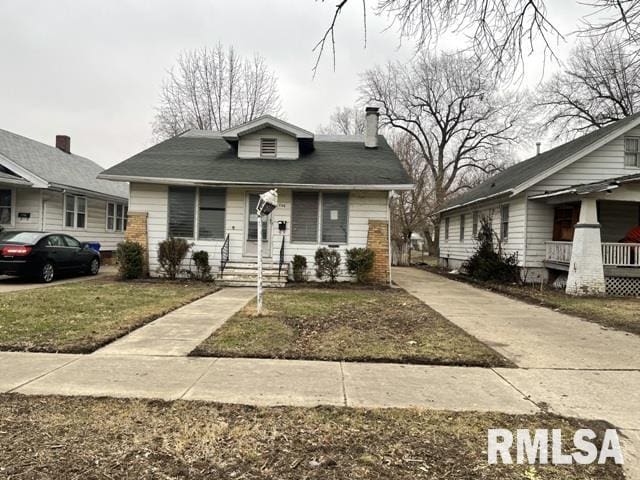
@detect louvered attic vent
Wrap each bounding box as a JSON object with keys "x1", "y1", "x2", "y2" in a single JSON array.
[{"x1": 260, "y1": 138, "x2": 277, "y2": 158}]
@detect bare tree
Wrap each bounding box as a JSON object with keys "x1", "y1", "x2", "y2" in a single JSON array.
[
  {"x1": 360, "y1": 51, "x2": 525, "y2": 250},
  {"x1": 153, "y1": 44, "x2": 282, "y2": 140},
  {"x1": 317, "y1": 106, "x2": 366, "y2": 135},
  {"x1": 314, "y1": 0, "x2": 640, "y2": 76},
  {"x1": 535, "y1": 34, "x2": 640, "y2": 136}
]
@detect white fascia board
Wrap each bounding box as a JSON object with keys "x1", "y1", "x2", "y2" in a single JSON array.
[
  {"x1": 436, "y1": 190, "x2": 513, "y2": 214},
  {"x1": 97, "y1": 173, "x2": 412, "y2": 191},
  {"x1": 49, "y1": 183, "x2": 128, "y2": 202},
  {"x1": 0, "y1": 153, "x2": 49, "y2": 188},
  {"x1": 512, "y1": 116, "x2": 640, "y2": 196},
  {"x1": 221, "y1": 115, "x2": 314, "y2": 140}
]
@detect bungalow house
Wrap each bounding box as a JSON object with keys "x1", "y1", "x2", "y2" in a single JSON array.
[
  {"x1": 0, "y1": 129, "x2": 129, "y2": 257},
  {"x1": 98, "y1": 107, "x2": 412, "y2": 285},
  {"x1": 438, "y1": 113, "x2": 640, "y2": 296}
]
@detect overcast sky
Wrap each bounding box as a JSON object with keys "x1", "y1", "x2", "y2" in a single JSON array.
[{"x1": 0, "y1": 0, "x2": 589, "y2": 168}]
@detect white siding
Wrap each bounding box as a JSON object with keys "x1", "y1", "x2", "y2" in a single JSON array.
[
  {"x1": 130, "y1": 183, "x2": 389, "y2": 279},
  {"x1": 3, "y1": 187, "x2": 125, "y2": 251},
  {"x1": 439, "y1": 194, "x2": 527, "y2": 266},
  {"x1": 237, "y1": 127, "x2": 299, "y2": 159},
  {"x1": 523, "y1": 199, "x2": 554, "y2": 267}
]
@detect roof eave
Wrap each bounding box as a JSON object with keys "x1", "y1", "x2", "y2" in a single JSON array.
[{"x1": 437, "y1": 190, "x2": 514, "y2": 214}]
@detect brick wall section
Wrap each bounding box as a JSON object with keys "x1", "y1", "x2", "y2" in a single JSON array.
[
  {"x1": 124, "y1": 212, "x2": 149, "y2": 276},
  {"x1": 367, "y1": 220, "x2": 390, "y2": 284}
]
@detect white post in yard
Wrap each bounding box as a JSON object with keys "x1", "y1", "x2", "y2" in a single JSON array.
[{"x1": 257, "y1": 212, "x2": 263, "y2": 314}]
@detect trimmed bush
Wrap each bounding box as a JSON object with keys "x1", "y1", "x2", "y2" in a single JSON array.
[
  {"x1": 315, "y1": 247, "x2": 341, "y2": 283},
  {"x1": 158, "y1": 237, "x2": 191, "y2": 280},
  {"x1": 115, "y1": 240, "x2": 145, "y2": 280},
  {"x1": 191, "y1": 250, "x2": 212, "y2": 281},
  {"x1": 462, "y1": 216, "x2": 520, "y2": 283},
  {"x1": 291, "y1": 255, "x2": 308, "y2": 282},
  {"x1": 346, "y1": 247, "x2": 375, "y2": 283}
]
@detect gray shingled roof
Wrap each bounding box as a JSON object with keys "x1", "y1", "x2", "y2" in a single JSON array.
[
  {"x1": 441, "y1": 112, "x2": 640, "y2": 211},
  {"x1": 100, "y1": 130, "x2": 412, "y2": 188},
  {"x1": 0, "y1": 128, "x2": 128, "y2": 199}
]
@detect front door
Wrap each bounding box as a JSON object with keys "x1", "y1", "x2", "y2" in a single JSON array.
[{"x1": 245, "y1": 193, "x2": 271, "y2": 258}]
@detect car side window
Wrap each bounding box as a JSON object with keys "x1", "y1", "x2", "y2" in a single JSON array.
[
  {"x1": 45, "y1": 235, "x2": 64, "y2": 247},
  {"x1": 63, "y1": 236, "x2": 81, "y2": 248}
]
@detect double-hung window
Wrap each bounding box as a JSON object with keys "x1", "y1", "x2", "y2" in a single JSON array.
[
  {"x1": 168, "y1": 186, "x2": 226, "y2": 239},
  {"x1": 0, "y1": 189, "x2": 12, "y2": 225},
  {"x1": 291, "y1": 191, "x2": 349, "y2": 244},
  {"x1": 625, "y1": 137, "x2": 640, "y2": 167},
  {"x1": 444, "y1": 217, "x2": 450, "y2": 241},
  {"x1": 472, "y1": 211, "x2": 479, "y2": 237},
  {"x1": 459, "y1": 214, "x2": 465, "y2": 242},
  {"x1": 500, "y1": 204, "x2": 510, "y2": 241},
  {"x1": 106, "y1": 202, "x2": 128, "y2": 232},
  {"x1": 65, "y1": 195, "x2": 86, "y2": 229}
]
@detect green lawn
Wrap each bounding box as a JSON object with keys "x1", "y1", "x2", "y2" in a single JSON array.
[
  {"x1": 0, "y1": 394, "x2": 622, "y2": 479},
  {"x1": 0, "y1": 280, "x2": 217, "y2": 353},
  {"x1": 192, "y1": 287, "x2": 512, "y2": 367}
]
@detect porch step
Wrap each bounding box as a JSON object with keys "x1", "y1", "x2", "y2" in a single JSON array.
[
  {"x1": 225, "y1": 261, "x2": 280, "y2": 270},
  {"x1": 217, "y1": 278, "x2": 288, "y2": 288},
  {"x1": 222, "y1": 269, "x2": 284, "y2": 278},
  {"x1": 218, "y1": 260, "x2": 288, "y2": 288}
]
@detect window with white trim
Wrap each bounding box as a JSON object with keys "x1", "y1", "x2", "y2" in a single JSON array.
[
  {"x1": 291, "y1": 191, "x2": 348, "y2": 244},
  {"x1": 472, "y1": 211, "x2": 479, "y2": 237},
  {"x1": 260, "y1": 138, "x2": 277, "y2": 158},
  {"x1": 0, "y1": 189, "x2": 12, "y2": 225},
  {"x1": 168, "y1": 186, "x2": 226, "y2": 239},
  {"x1": 106, "y1": 202, "x2": 128, "y2": 232},
  {"x1": 625, "y1": 137, "x2": 640, "y2": 167},
  {"x1": 500, "y1": 204, "x2": 510, "y2": 241},
  {"x1": 459, "y1": 214, "x2": 465, "y2": 242},
  {"x1": 64, "y1": 195, "x2": 86, "y2": 229},
  {"x1": 444, "y1": 217, "x2": 450, "y2": 241}
]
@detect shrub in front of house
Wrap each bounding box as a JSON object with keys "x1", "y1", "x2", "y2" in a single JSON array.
[
  {"x1": 191, "y1": 250, "x2": 212, "y2": 281},
  {"x1": 315, "y1": 247, "x2": 341, "y2": 283},
  {"x1": 346, "y1": 247, "x2": 375, "y2": 283},
  {"x1": 291, "y1": 255, "x2": 307, "y2": 282},
  {"x1": 462, "y1": 216, "x2": 520, "y2": 283},
  {"x1": 158, "y1": 237, "x2": 191, "y2": 280},
  {"x1": 115, "y1": 240, "x2": 145, "y2": 280}
]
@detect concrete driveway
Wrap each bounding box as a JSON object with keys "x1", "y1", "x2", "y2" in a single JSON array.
[
  {"x1": 392, "y1": 267, "x2": 640, "y2": 370},
  {"x1": 0, "y1": 266, "x2": 116, "y2": 293}
]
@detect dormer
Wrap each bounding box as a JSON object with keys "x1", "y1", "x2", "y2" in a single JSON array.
[{"x1": 221, "y1": 115, "x2": 314, "y2": 160}]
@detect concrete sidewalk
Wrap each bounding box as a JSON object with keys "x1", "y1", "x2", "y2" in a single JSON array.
[
  {"x1": 94, "y1": 288, "x2": 254, "y2": 356},
  {"x1": 393, "y1": 267, "x2": 640, "y2": 370}
]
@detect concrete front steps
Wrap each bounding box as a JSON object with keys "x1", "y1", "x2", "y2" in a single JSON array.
[{"x1": 217, "y1": 261, "x2": 288, "y2": 287}]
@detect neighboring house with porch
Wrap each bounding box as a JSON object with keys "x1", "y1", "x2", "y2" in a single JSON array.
[
  {"x1": 0, "y1": 129, "x2": 129, "y2": 257},
  {"x1": 98, "y1": 108, "x2": 412, "y2": 285},
  {"x1": 438, "y1": 113, "x2": 640, "y2": 296}
]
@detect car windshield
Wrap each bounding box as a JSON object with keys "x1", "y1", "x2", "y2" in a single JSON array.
[{"x1": 0, "y1": 232, "x2": 42, "y2": 244}]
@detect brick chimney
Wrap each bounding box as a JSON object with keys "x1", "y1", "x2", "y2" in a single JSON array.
[
  {"x1": 364, "y1": 106, "x2": 379, "y2": 148},
  {"x1": 56, "y1": 135, "x2": 71, "y2": 154}
]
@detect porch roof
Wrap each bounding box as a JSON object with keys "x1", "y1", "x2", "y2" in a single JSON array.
[{"x1": 529, "y1": 173, "x2": 640, "y2": 200}]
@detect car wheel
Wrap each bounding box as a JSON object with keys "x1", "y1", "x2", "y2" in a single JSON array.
[
  {"x1": 88, "y1": 258, "x2": 100, "y2": 275},
  {"x1": 40, "y1": 262, "x2": 55, "y2": 283}
]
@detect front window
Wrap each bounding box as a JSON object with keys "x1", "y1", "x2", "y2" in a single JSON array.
[
  {"x1": 168, "y1": 186, "x2": 227, "y2": 240},
  {"x1": 106, "y1": 202, "x2": 128, "y2": 232},
  {"x1": 290, "y1": 191, "x2": 348, "y2": 244},
  {"x1": 500, "y1": 204, "x2": 510, "y2": 241},
  {"x1": 168, "y1": 186, "x2": 196, "y2": 238},
  {"x1": 0, "y1": 189, "x2": 12, "y2": 225},
  {"x1": 198, "y1": 188, "x2": 226, "y2": 239},
  {"x1": 625, "y1": 137, "x2": 640, "y2": 167},
  {"x1": 65, "y1": 195, "x2": 86, "y2": 229}
]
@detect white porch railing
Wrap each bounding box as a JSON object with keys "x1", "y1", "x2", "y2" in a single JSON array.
[
  {"x1": 545, "y1": 241, "x2": 573, "y2": 264},
  {"x1": 545, "y1": 241, "x2": 640, "y2": 267}
]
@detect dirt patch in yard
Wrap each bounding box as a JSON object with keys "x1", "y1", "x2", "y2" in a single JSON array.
[
  {"x1": 192, "y1": 287, "x2": 513, "y2": 367},
  {"x1": 0, "y1": 394, "x2": 623, "y2": 480}
]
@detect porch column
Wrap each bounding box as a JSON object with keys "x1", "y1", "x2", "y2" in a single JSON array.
[{"x1": 566, "y1": 198, "x2": 605, "y2": 295}]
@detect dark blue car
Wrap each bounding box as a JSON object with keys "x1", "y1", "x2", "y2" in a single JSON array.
[{"x1": 0, "y1": 231, "x2": 100, "y2": 283}]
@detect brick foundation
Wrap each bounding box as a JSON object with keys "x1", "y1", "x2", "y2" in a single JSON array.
[
  {"x1": 367, "y1": 220, "x2": 390, "y2": 284},
  {"x1": 124, "y1": 211, "x2": 149, "y2": 276}
]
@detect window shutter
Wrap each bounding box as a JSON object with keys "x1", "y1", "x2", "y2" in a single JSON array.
[
  {"x1": 198, "y1": 188, "x2": 226, "y2": 239},
  {"x1": 168, "y1": 186, "x2": 196, "y2": 238},
  {"x1": 260, "y1": 138, "x2": 277, "y2": 158},
  {"x1": 291, "y1": 192, "x2": 319, "y2": 242},
  {"x1": 321, "y1": 193, "x2": 348, "y2": 243}
]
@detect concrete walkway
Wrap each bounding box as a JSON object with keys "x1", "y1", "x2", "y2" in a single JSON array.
[
  {"x1": 95, "y1": 288, "x2": 255, "y2": 356},
  {"x1": 393, "y1": 267, "x2": 640, "y2": 370}
]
